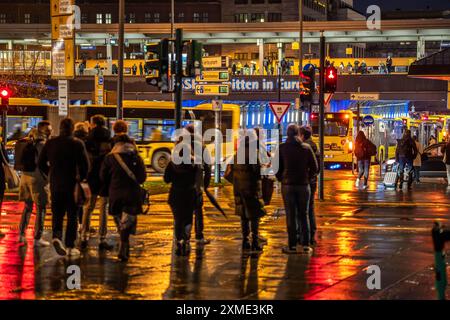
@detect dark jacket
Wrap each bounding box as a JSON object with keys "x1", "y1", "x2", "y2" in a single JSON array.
[
  {"x1": 230, "y1": 152, "x2": 266, "y2": 220},
  {"x1": 303, "y1": 137, "x2": 320, "y2": 184},
  {"x1": 276, "y1": 137, "x2": 319, "y2": 186},
  {"x1": 164, "y1": 160, "x2": 199, "y2": 214},
  {"x1": 38, "y1": 135, "x2": 89, "y2": 193},
  {"x1": 100, "y1": 140, "x2": 146, "y2": 216},
  {"x1": 85, "y1": 126, "x2": 112, "y2": 195},
  {"x1": 355, "y1": 138, "x2": 374, "y2": 161},
  {"x1": 395, "y1": 136, "x2": 418, "y2": 161},
  {"x1": 0, "y1": 143, "x2": 9, "y2": 191},
  {"x1": 443, "y1": 142, "x2": 450, "y2": 165}
]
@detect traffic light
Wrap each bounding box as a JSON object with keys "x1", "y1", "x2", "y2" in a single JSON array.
[
  {"x1": 144, "y1": 39, "x2": 170, "y2": 91},
  {"x1": 324, "y1": 66, "x2": 338, "y2": 93},
  {"x1": 0, "y1": 87, "x2": 11, "y2": 106},
  {"x1": 300, "y1": 67, "x2": 315, "y2": 106},
  {"x1": 184, "y1": 40, "x2": 203, "y2": 77}
]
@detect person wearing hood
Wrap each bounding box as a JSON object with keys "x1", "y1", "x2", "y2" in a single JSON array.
[
  {"x1": 18, "y1": 121, "x2": 52, "y2": 247},
  {"x1": 38, "y1": 118, "x2": 89, "y2": 258},
  {"x1": 100, "y1": 120, "x2": 146, "y2": 261},
  {"x1": 164, "y1": 131, "x2": 200, "y2": 256},
  {"x1": 225, "y1": 131, "x2": 266, "y2": 253},
  {"x1": 80, "y1": 115, "x2": 114, "y2": 250}
]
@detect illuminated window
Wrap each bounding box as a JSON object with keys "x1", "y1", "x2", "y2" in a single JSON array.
[
  {"x1": 202, "y1": 12, "x2": 208, "y2": 22},
  {"x1": 234, "y1": 13, "x2": 249, "y2": 23},
  {"x1": 0, "y1": 14, "x2": 6, "y2": 24},
  {"x1": 178, "y1": 12, "x2": 184, "y2": 23},
  {"x1": 144, "y1": 13, "x2": 152, "y2": 23},
  {"x1": 96, "y1": 13, "x2": 103, "y2": 24},
  {"x1": 128, "y1": 13, "x2": 136, "y2": 23},
  {"x1": 193, "y1": 13, "x2": 200, "y2": 22},
  {"x1": 81, "y1": 13, "x2": 88, "y2": 24},
  {"x1": 250, "y1": 13, "x2": 265, "y2": 22},
  {"x1": 154, "y1": 13, "x2": 160, "y2": 23},
  {"x1": 24, "y1": 13, "x2": 31, "y2": 24},
  {"x1": 105, "y1": 13, "x2": 112, "y2": 24}
]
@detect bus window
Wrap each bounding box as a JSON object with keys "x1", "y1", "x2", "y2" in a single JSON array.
[
  {"x1": 108, "y1": 118, "x2": 142, "y2": 142},
  {"x1": 184, "y1": 109, "x2": 233, "y2": 137},
  {"x1": 143, "y1": 119, "x2": 174, "y2": 142},
  {"x1": 311, "y1": 114, "x2": 349, "y2": 137}
]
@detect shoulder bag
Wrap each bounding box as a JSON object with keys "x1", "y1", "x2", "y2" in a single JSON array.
[{"x1": 113, "y1": 153, "x2": 150, "y2": 214}]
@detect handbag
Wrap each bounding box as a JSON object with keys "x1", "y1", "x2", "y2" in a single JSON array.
[
  {"x1": 0, "y1": 146, "x2": 19, "y2": 190},
  {"x1": 113, "y1": 153, "x2": 150, "y2": 214},
  {"x1": 74, "y1": 180, "x2": 91, "y2": 206},
  {"x1": 261, "y1": 176, "x2": 274, "y2": 206}
]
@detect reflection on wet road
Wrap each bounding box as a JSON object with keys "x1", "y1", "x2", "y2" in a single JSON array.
[{"x1": 0, "y1": 169, "x2": 449, "y2": 300}]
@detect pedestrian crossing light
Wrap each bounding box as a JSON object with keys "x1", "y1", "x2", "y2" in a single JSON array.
[
  {"x1": 145, "y1": 39, "x2": 170, "y2": 91},
  {"x1": 324, "y1": 66, "x2": 338, "y2": 93},
  {"x1": 0, "y1": 87, "x2": 11, "y2": 106}
]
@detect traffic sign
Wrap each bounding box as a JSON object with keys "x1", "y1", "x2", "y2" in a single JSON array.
[
  {"x1": 51, "y1": 39, "x2": 74, "y2": 79},
  {"x1": 51, "y1": 0, "x2": 73, "y2": 16},
  {"x1": 202, "y1": 56, "x2": 230, "y2": 69},
  {"x1": 195, "y1": 84, "x2": 229, "y2": 96},
  {"x1": 350, "y1": 93, "x2": 380, "y2": 101},
  {"x1": 269, "y1": 102, "x2": 291, "y2": 123},
  {"x1": 212, "y1": 99, "x2": 223, "y2": 111},
  {"x1": 362, "y1": 115, "x2": 375, "y2": 126},
  {"x1": 196, "y1": 70, "x2": 229, "y2": 82},
  {"x1": 51, "y1": 16, "x2": 74, "y2": 39},
  {"x1": 58, "y1": 80, "x2": 68, "y2": 116}
]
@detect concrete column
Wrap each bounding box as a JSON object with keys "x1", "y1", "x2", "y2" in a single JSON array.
[
  {"x1": 106, "y1": 39, "x2": 113, "y2": 75},
  {"x1": 258, "y1": 39, "x2": 264, "y2": 75},
  {"x1": 7, "y1": 40, "x2": 12, "y2": 67},
  {"x1": 277, "y1": 42, "x2": 283, "y2": 75},
  {"x1": 417, "y1": 37, "x2": 426, "y2": 60}
]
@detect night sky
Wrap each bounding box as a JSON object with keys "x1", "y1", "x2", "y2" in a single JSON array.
[{"x1": 354, "y1": 0, "x2": 450, "y2": 11}]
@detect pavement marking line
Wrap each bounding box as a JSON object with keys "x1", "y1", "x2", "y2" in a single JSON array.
[
  {"x1": 319, "y1": 225, "x2": 429, "y2": 232},
  {"x1": 320, "y1": 201, "x2": 450, "y2": 208}
]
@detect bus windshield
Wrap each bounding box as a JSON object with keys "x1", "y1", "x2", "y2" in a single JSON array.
[{"x1": 311, "y1": 114, "x2": 350, "y2": 137}]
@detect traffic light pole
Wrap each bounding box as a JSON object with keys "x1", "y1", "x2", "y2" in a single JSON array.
[
  {"x1": 318, "y1": 33, "x2": 325, "y2": 201},
  {"x1": 116, "y1": 0, "x2": 125, "y2": 120},
  {"x1": 175, "y1": 28, "x2": 183, "y2": 129},
  {"x1": 1, "y1": 107, "x2": 6, "y2": 144}
]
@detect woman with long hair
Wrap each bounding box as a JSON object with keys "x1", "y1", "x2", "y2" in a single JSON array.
[{"x1": 354, "y1": 131, "x2": 374, "y2": 189}]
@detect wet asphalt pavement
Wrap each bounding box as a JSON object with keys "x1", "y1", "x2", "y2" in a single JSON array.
[{"x1": 0, "y1": 168, "x2": 449, "y2": 300}]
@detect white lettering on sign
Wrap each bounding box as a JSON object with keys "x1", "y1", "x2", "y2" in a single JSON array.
[{"x1": 58, "y1": 80, "x2": 68, "y2": 116}]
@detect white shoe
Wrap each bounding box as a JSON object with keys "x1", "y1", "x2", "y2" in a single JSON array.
[
  {"x1": 35, "y1": 238, "x2": 50, "y2": 247},
  {"x1": 362, "y1": 184, "x2": 368, "y2": 190},
  {"x1": 52, "y1": 238, "x2": 67, "y2": 256},
  {"x1": 18, "y1": 235, "x2": 27, "y2": 245},
  {"x1": 302, "y1": 246, "x2": 313, "y2": 254},
  {"x1": 67, "y1": 248, "x2": 81, "y2": 258},
  {"x1": 355, "y1": 178, "x2": 360, "y2": 187}
]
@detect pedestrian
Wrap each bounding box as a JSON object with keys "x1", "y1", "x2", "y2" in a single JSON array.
[
  {"x1": 226, "y1": 132, "x2": 266, "y2": 253},
  {"x1": 443, "y1": 138, "x2": 450, "y2": 186},
  {"x1": 354, "y1": 59, "x2": 360, "y2": 74},
  {"x1": 139, "y1": 62, "x2": 143, "y2": 76},
  {"x1": 73, "y1": 122, "x2": 89, "y2": 230},
  {"x1": 112, "y1": 63, "x2": 118, "y2": 75},
  {"x1": 185, "y1": 124, "x2": 212, "y2": 245},
  {"x1": 413, "y1": 135, "x2": 423, "y2": 183},
  {"x1": 395, "y1": 129, "x2": 418, "y2": 190},
  {"x1": 17, "y1": 121, "x2": 52, "y2": 247},
  {"x1": 112, "y1": 120, "x2": 136, "y2": 147},
  {"x1": 299, "y1": 126, "x2": 320, "y2": 245},
  {"x1": 81, "y1": 115, "x2": 114, "y2": 250},
  {"x1": 263, "y1": 57, "x2": 269, "y2": 75},
  {"x1": 386, "y1": 56, "x2": 393, "y2": 74},
  {"x1": 38, "y1": 118, "x2": 90, "y2": 257},
  {"x1": 0, "y1": 139, "x2": 7, "y2": 239},
  {"x1": 164, "y1": 133, "x2": 199, "y2": 256},
  {"x1": 354, "y1": 131, "x2": 376, "y2": 189},
  {"x1": 346, "y1": 62, "x2": 353, "y2": 74},
  {"x1": 339, "y1": 62, "x2": 345, "y2": 74},
  {"x1": 232, "y1": 63, "x2": 237, "y2": 76},
  {"x1": 132, "y1": 64, "x2": 137, "y2": 75},
  {"x1": 276, "y1": 124, "x2": 318, "y2": 254},
  {"x1": 94, "y1": 63, "x2": 101, "y2": 75},
  {"x1": 100, "y1": 121, "x2": 146, "y2": 261},
  {"x1": 79, "y1": 62, "x2": 85, "y2": 76}
]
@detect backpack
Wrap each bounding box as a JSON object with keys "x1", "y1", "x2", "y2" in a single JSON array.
[
  {"x1": 14, "y1": 138, "x2": 39, "y2": 172},
  {"x1": 397, "y1": 138, "x2": 414, "y2": 158},
  {"x1": 365, "y1": 141, "x2": 377, "y2": 157}
]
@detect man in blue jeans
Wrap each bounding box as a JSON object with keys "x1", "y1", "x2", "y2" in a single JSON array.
[
  {"x1": 276, "y1": 124, "x2": 318, "y2": 254},
  {"x1": 395, "y1": 129, "x2": 418, "y2": 190}
]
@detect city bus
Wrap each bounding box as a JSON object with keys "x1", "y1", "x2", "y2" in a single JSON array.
[{"x1": 2, "y1": 99, "x2": 241, "y2": 172}]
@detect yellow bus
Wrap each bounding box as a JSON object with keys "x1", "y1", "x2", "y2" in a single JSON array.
[{"x1": 2, "y1": 99, "x2": 241, "y2": 172}]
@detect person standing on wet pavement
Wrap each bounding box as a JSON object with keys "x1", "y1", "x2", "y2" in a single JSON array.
[
  {"x1": 413, "y1": 135, "x2": 423, "y2": 183},
  {"x1": 225, "y1": 132, "x2": 266, "y2": 253},
  {"x1": 17, "y1": 121, "x2": 52, "y2": 247},
  {"x1": 395, "y1": 129, "x2": 418, "y2": 190},
  {"x1": 38, "y1": 118, "x2": 90, "y2": 258},
  {"x1": 276, "y1": 124, "x2": 318, "y2": 254},
  {"x1": 81, "y1": 115, "x2": 114, "y2": 251},
  {"x1": 185, "y1": 124, "x2": 212, "y2": 245},
  {"x1": 100, "y1": 126, "x2": 146, "y2": 262},
  {"x1": 354, "y1": 131, "x2": 376, "y2": 189},
  {"x1": 0, "y1": 139, "x2": 8, "y2": 239},
  {"x1": 299, "y1": 126, "x2": 319, "y2": 245},
  {"x1": 164, "y1": 132, "x2": 200, "y2": 256}
]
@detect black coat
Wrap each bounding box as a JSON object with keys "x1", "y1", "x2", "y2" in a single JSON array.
[
  {"x1": 230, "y1": 154, "x2": 266, "y2": 220},
  {"x1": 0, "y1": 143, "x2": 8, "y2": 191},
  {"x1": 164, "y1": 160, "x2": 199, "y2": 214},
  {"x1": 100, "y1": 141, "x2": 146, "y2": 216},
  {"x1": 85, "y1": 126, "x2": 112, "y2": 195},
  {"x1": 276, "y1": 137, "x2": 319, "y2": 186},
  {"x1": 38, "y1": 135, "x2": 89, "y2": 193},
  {"x1": 303, "y1": 138, "x2": 320, "y2": 184}
]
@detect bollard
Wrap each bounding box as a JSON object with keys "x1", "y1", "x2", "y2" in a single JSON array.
[{"x1": 432, "y1": 222, "x2": 450, "y2": 300}]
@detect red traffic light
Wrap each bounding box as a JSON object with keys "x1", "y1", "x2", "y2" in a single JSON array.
[
  {"x1": 0, "y1": 88, "x2": 10, "y2": 98},
  {"x1": 324, "y1": 66, "x2": 337, "y2": 93}
]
